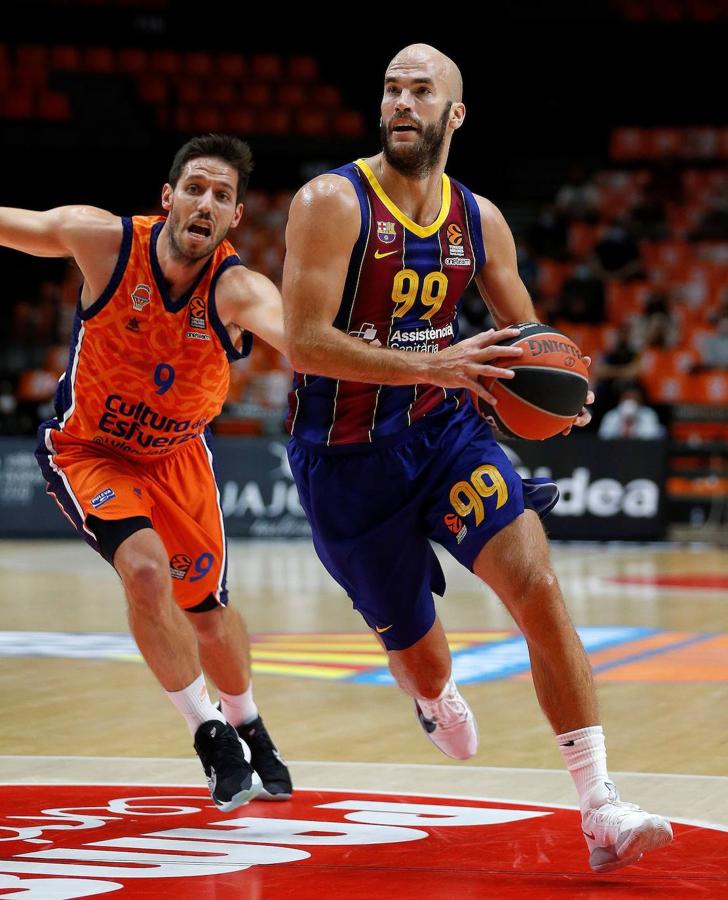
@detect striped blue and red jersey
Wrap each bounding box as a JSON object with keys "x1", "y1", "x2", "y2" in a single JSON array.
[{"x1": 286, "y1": 158, "x2": 486, "y2": 446}]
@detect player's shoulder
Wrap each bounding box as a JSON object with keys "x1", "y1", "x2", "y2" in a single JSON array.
[
  {"x1": 61, "y1": 205, "x2": 122, "y2": 240},
  {"x1": 290, "y1": 171, "x2": 360, "y2": 221},
  {"x1": 470, "y1": 193, "x2": 506, "y2": 226},
  {"x1": 216, "y1": 260, "x2": 276, "y2": 302}
]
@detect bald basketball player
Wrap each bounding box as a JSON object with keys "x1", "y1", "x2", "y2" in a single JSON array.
[
  {"x1": 0, "y1": 134, "x2": 291, "y2": 811},
  {"x1": 282, "y1": 45, "x2": 672, "y2": 872}
]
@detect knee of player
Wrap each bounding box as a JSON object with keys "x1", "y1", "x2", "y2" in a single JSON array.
[
  {"x1": 188, "y1": 606, "x2": 226, "y2": 643},
  {"x1": 503, "y1": 566, "x2": 562, "y2": 616},
  {"x1": 119, "y1": 555, "x2": 170, "y2": 602}
]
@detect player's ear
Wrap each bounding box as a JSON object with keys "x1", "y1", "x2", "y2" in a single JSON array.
[
  {"x1": 450, "y1": 102, "x2": 466, "y2": 131},
  {"x1": 161, "y1": 183, "x2": 173, "y2": 211},
  {"x1": 231, "y1": 202, "x2": 244, "y2": 229}
]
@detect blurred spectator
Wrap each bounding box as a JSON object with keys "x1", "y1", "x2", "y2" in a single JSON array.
[
  {"x1": 598, "y1": 383, "x2": 665, "y2": 440},
  {"x1": 642, "y1": 312, "x2": 677, "y2": 349},
  {"x1": 630, "y1": 179, "x2": 669, "y2": 241},
  {"x1": 632, "y1": 289, "x2": 678, "y2": 349},
  {"x1": 457, "y1": 283, "x2": 492, "y2": 339},
  {"x1": 528, "y1": 204, "x2": 568, "y2": 260},
  {"x1": 592, "y1": 218, "x2": 644, "y2": 281},
  {"x1": 0, "y1": 380, "x2": 19, "y2": 435},
  {"x1": 555, "y1": 166, "x2": 599, "y2": 222},
  {"x1": 556, "y1": 261, "x2": 605, "y2": 324},
  {"x1": 516, "y1": 239, "x2": 540, "y2": 302},
  {"x1": 593, "y1": 323, "x2": 642, "y2": 423},
  {"x1": 699, "y1": 315, "x2": 728, "y2": 369},
  {"x1": 689, "y1": 185, "x2": 728, "y2": 241}
]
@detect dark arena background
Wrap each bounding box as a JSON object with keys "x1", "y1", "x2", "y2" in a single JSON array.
[{"x1": 1, "y1": 2, "x2": 727, "y2": 897}]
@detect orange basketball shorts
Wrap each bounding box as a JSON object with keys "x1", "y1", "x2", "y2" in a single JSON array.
[{"x1": 36, "y1": 428, "x2": 229, "y2": 611}]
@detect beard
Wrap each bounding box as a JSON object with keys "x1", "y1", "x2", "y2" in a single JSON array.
[
  {"x1": 380, "y1": 103, "x2": 452, "y2": 178},
  {"x1": 167, "y1": 207, "x2": 223, "y2": 263}
]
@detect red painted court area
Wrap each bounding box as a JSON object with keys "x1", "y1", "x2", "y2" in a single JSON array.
[
  {"x1": 606, "y1": 574, "x2": 728, "y2": 590},
  {"x1": 0, "y1": 786, "x2": 725, "y2": 898}
]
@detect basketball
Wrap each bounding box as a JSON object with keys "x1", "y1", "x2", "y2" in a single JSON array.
[{"x1": 472, "y1": 322, "x2": 589, "y2": 440}]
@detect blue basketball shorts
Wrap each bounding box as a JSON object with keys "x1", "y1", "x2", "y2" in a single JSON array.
[{"x1": 288, "y1": 402, "x2": 526, "y2": 651}]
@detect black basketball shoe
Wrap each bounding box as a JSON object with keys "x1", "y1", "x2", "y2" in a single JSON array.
[
  {"x1": 193, "y1": 720, "x2": 262, "y2": 812},
  {"x1": 215, "y1": 703, "x2": 293, "y2": 800},
  {"x1": 235, "y1": 716, "x2": 293, "y2": 800}
]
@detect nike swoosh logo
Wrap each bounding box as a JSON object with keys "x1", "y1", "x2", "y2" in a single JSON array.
[
  {"x1": 375, "y1": 624, "x2": 394, "y2": 633},
  {"x1": 582, "y1": 830, "x2": 596, "y2": 840},
  {"x1": 374, "y1": 249, "x2": 398, "y2": 259}
]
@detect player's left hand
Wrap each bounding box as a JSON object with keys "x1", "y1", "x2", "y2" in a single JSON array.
[{"x1": 562, "y1": 355, "x2": 594, "y2": 436}]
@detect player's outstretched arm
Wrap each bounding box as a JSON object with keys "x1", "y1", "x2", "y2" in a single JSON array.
[
  {"x1": 0, "y1": 205, "x2": 123, "y2": 306},
  {"x1": 282, "y1": 176, "x2": 522, "y2": 404},
  {"x1": 216, "y1": 266, "x2": 287, "y2": 356},
  {"x1": 0, "y1": 205, "x2": 118, "y2": 259}
]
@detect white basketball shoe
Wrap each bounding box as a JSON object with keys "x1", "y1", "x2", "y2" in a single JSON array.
[
  {"x1": 581, "y1": 781, "x2": 673, "y2": 873},
  {"x1": 414, "y1": 677, "x2": 478, "y2": 760}
]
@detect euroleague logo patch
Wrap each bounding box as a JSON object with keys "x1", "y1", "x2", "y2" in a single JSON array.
[
  {"x1": 189, "y1": 296, "x2": 207, "y2": 330},
  {"x1": 169, "y1": 553, "x2": 192, "y2": 580},
  {"x1": 0, "y1": 785, "x2": 719, "y2": 897},
  {"x1": 443, "y1": 512, "x2": 463, "y2": 534},
  {"x1": 443, "y1": 512, "x2": 468, "y2": 544}
]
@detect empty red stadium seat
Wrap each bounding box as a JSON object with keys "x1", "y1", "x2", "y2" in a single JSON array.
[
  {"x1": 117, "y1": 48, "x2": 148, "y2": 75},
  {"x1": 312, "y1": 85, "x2": 341, "y2": 108},
  {"x1": 224, "y1": 108, "x2": 256, "y2": 134},
  {"x1": 278, "y1": 84, "x2": 307, "y2": 107},
  {"x1": 242, "y1": 83, "x2": 271, "y2": 106},
  {"x1": 37, "y1": 90, "x2": 71, "y2": 121},
  {"x1": 16, "y1": 45, "x2": 47, "y2": 70},
  {"x1": 1, "y1": 89, "x2": 35, "y2": 119},
  {"x1": 184, "y1": 51, "x2": 213, "y2": 78},
  {"x1": 50, "y1": 46, "x2": 81, "y2": 71},
  {"x1": 150, "y1": 49, "x2": 180, "y2": 77},
  {"x1": 251, "y1": 54, "x2": 282, "y2": 80},
  {"x1": 177, "y1": 78, "x2": 203, "y2": 105},
  {"x1": 192, "y1": 107, "x2": 223, "y2": 132},
  {"x1": 84, "y1": 47, "x2": 115, "y2": 73},
  {"x1": 334, "y1": 110, "x2": 365, "y2": 138},
  {"x1": 217, "y1": 54, "x2": 247, "y2": 81},
  {"x1": 258, "y1": 109, "x2": 290, "y2": 135},
  {"x1": 287, "y1": 55, "x2": 318, "y2": 81},
  {"x1": 297, "y1": 108, "x2": 329, "y2": 136},
  {"x1": 137, "y1": 76, "x2": 167, "y2": 105},
  {"x1": 207, "y1": 81, "x2": 237, "y2": 107},
  {"x1": 610, "y1": 128, "x2": 650, "y2": 161}
]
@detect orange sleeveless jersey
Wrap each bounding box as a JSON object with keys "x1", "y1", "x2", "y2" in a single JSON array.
[{"x1": 49, "y1": 215, "x2": 250, "y2": 459}]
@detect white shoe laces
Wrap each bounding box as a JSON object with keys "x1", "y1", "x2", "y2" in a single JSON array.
[{"x1": 419, "y1": 683, "x2": 471, "y2": 728}]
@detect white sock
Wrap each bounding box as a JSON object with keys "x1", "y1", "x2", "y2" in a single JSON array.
[
  {"x1": 557, "y1": 725, "x2": 611, "y2": 811},
  {"x1": 166, "y1": 673, "x2": 225, "y2": 736},
  {"x1": 219, "y1": 684, "x2": 258, "y2": 728}
]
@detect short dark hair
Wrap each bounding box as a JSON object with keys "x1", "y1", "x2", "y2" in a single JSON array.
[{"x1": 168, "y1": 134, "x2": 254, "y2": 203}]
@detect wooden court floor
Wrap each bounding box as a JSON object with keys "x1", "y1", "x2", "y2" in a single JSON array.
[{"x1": 0, "y1": 536, "x2": 727, "y2": 832}]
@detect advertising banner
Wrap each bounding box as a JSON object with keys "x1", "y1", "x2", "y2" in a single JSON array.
[
  {"x1": 500, "y1": 436, "x2": 668, "y2": 540},
  {"x1": 0, "y1": 436, "x2": 667, "y2": 541}
]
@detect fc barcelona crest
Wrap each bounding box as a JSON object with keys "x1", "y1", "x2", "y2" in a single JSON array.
[{"x1": 377, "y1": 221, "x2": 396, "y2": 244}]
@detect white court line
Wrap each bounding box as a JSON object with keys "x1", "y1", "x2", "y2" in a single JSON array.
[{"x1": 1, "y1": 756, "x2": 725, "y2": 782}]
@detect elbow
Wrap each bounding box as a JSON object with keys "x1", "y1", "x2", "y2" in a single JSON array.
[{"x1": 287, "y1": 337, "x2": 315, "y2": 373}]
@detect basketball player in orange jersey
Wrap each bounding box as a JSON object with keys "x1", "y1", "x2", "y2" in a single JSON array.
[
  {"x1": 0, "y1": 134, "x2": 292, "y2": 812},
  {"x1": 282, "y1": 46, "x2": 672, "y2": 871}
]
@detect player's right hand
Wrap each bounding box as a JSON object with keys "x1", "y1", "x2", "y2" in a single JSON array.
[{"x1": 429, "y1": 327, "x2": 523, "y2": 405}]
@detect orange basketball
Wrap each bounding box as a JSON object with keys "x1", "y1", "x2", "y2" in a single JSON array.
[{"x1": 472, "y1": 322, "x2": 589, "y2": 440}]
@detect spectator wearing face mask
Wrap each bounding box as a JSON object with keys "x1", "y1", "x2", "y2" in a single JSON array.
[{"x1": 598, "y1": 384, "x2": 665, "y2": 440}]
